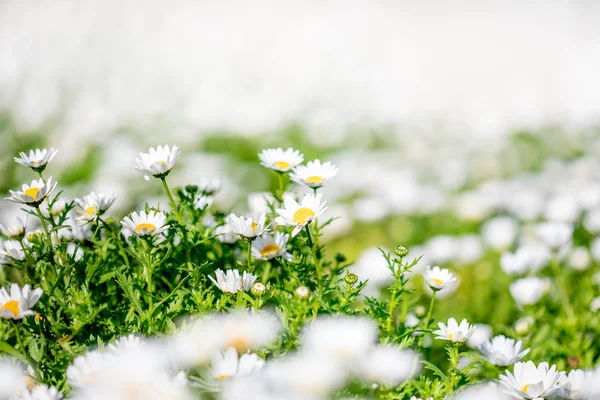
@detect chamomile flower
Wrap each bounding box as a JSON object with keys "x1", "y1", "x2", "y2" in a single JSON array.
[
  {"x1": 275, "y1": 193, "x2": 327, "y2": 237},
  {"x1": 198, "y1": 178, "x2": 222, "y2": 195},
  {"x1": 218, "y1": 311, "x2": 282, "y2": 352},
  {"x1": 211, "y1": 347, "x2": 265, "y2": 381},
  {"x1": 14, "y1": 148, "x2": 58, "y2": 172},
  {"x1": 0, "y1": 240, "x2": 26, "y2": 264},
  {"x1": 121, "y1": 210, "x2": 169, "y2": 237},
  {"x1": 90, "y1": 192, "x2": 118, "y2": 213},
  {"x1": 258, "y1": 147, "x2": 304, "y2": 172},
  {"x1": 134, "y1": 145, "x2": 179, "y2": 181},
  {"x1": 0, "y1": 284, "x2": 43, "y2": 320},
  {"x1": 6, "y1": 177, "x2": 57, "y2": 206},
  {"x1": 499, "y1": 361, "x2": 565, "y2": 399},
  {"x1": 557, "y1": 369, "x2": 586, "y2": 399},
  {"x1": 67, "y1": 350, "x2": 112, "y2": 389},
  {"x1": 225, "y1": 213, "x2": 268, "y2": 239},
  {"x1": 422, "y1": 266, "x2": 457, "y2": 291},
  {"x1": 251, "y1": 232, "x2": 292, "y2": 261},
  {"x1": 107, "y1": 334, "x2": 146, "y2": 353},
  {"x1": 478, "y1": 335, "x2": 530, "y2": 366},
  {"x1": 19, "y1": 384, "x2": 63, "y2": 400},
  {"x1": 0, "y1": 216, "x2": 27, "y2": 240},
  {"x1": 74, "y1": 195, "x2": 100, "y2": 223},
  {"x1": 215, "y1": 224, "x2": 238, "y2": 244},
  {"x1": 359, "y1": 345, "x2": 420, "y2": 386},
  {"x1": 509, "y1": 277, "x2": 550, "y2": 306},
  {"x1": 290, "y1": 159, "x2": 338, "y2": 189},
  {"x1": 0, "y1": 360, "x2": 26, "y2": 399},
  {"x1": 209, "y1": 269, "x2": 257, "y2": 294},
  {"x1": 536, "y1": 221, "x2": 573, "y2": 250},
  {"x1": 433, "y1": 318, "x2": 476, "y2": 343},
  {"x1": 195, "y1": 194, "x2": 213, "y2": 210}
]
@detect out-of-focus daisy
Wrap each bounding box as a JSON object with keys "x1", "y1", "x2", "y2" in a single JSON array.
[
  {"x1": 422, "y1": 266, "x2": 457, "y2": 291},
  {"x1": 0, "y1": 360, "x2": 26, "y2": 399},
  {"x1": 14, "y1": 148, "x2": 58, "y2": 172},
  {"x1": 568, "y1": 247, "x2": 591, "y2": 271},
  {"x1": 198, "y1": 178, "x2": 222, "y2": 195},
  {"x1": 536, "y1": 221, "x2": 573, "y2": 250},
  {"x1": 258, "y1": 147, "x2": 304, "y2": 172},
  {"x1": 275, "y1": 193, "x2": 327, "y2": 237},
  {"x1": 211, "y1": 347, "x2": 265, "y2": 381},
  {"x1": 290, "y1": 159, "x2": 338, "y2": 189},
  {"x1": 195, "y1": 194, "x2": 213, "y2": 210},
  {"x1": 0, "y1": 216, "x2": 27, "y2": 240},
  {"x1": 121, "y1": 210, "x2": 169, "y2": 237},
  {"x1": 451, "y1": 382, "x2": 509, "y2": 400},
  {"x1": 481, "y1": 216, "x2": 518, "y2": 251},
  {"x1": 19, "y1": 384, "x2": 63, "y2": 400},
  {"x1": 433, "y1": 318, "x2": 476, "y2": 343},
  {"x1": 251, "y1": 232, "x2": 292, "y2": 261},
  {"x1": 590, "y1": 296, "x2": 600, "y2": 312},
  {"x1": 91, "y1": 192, "x2": 118, "y2": 213},
  {"x1": 0, "y1": 284, "x2": 43, "y2": 320},
  {"x1": 225, "y1": 213, "x2": 267, "y2": 239},
  {"x1": 215, "y1": 224, "x2": 238, "y2": 244},
  {"x1": 478, "y1": 335, "x2": 530, "y2": 366},
  {"x1": 134, "y1": 145, "x2": 179, "y2": 181},
  {"x1": 209, "y1": 269, "x2": 257, "y2": 294},
  {"x1": 509, "y1": 277, "x2": 550, "y2": 306},
  {"x1": 107, "y1": 334, "x2": 146, "y2": 353},
  {"x1": 6, "y1": 178, "x2": 57, "y2": 206},
  {"x1": 65, "y1": 243, "x2": 84, "y2": 262},
  {"x1": 219, "y1": 311, "x2": 282, "y2": 352},
  {"x1": 555, "y1": 369, "x2": 586, "y2": 399},
  {"x1": 499, "y1": 361, "x2": 565, "y2": 399},
  {"x1": 466, "y1": 324, "x2": 493, "y2": 349},
  {"x1": 66, "y1": 350, "x2": 111, "y2": 389},
  {"x1": 0, "y1": 240, "x2": 26, "y2": 264},
  {"x1": 359, "y1": 345, "x2": 420, "y2": 386}
]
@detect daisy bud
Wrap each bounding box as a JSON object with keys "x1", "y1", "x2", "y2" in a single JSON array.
[
  {"x1": 295, "y1": 286, "x2": 310, "y2": 300},
  {"x1": 415, "y1": 305, "x2": 427, "y2": 317},
  {"x1": 395, "y1": 245, "x2": 409, "y2": 258},
  {"x1": 335, "y1": 253, "x2": 346, "y2": 263},
  {"x1": 344, "y1": 272, "x2": 358, "y2": 285},
  {"x1": 251, "y1": 282, "x2": 266, "y2": 297}
]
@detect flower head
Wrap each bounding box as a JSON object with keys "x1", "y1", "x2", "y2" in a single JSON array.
[
  {"x1": 251, "y1": 232, "x2": 291, "y2": 261},
  {"x1": 197, "y1": 178, "x2": 222, "y2": 195},
  {"x1": 134, "y1": 145, "x2": 179, "y2": 181},
  {"x1": 0, "y1": 240, "x2": 27, "y2": 264},
  {"x1": 359, "y1": 345, "x2": 420, "y2": 386},
  {"x1": 121, "y1": 210, "x2": 169, "y2": 237},
  {"x1": 226, "y1": 213, "x2": 268, "y2": 239},
  {"x1": 290, "y1": 159, "x2": 338, "y2": 189},
  {"x1": 422, "y1": 266, "x2": 457, "y2": 291},
  {"x1": 14, "y1": 148, "x2": 58, "y2": 172},
  {"x1": 499, "y1": 361, "x2": 565, "y2": 399},
  {"x1": 0, "y1": 284, "x2": 43, "y2": 320},
  {"x1": 6, "y1": 177, "x2": 57, "y2": 206},
  {"x1": 275, "y1": 193, "x2": 327, "y2": 237},
  {"x1": 258, "y1": 147, "x2": 304, "y2": 172},
  {"x1": 433, "y1": 318, "x2": 476, "y2": 343},
  {"x1": 211, "y1": 347, "x2": 265, "y2": 382},
  {"x1": 209, "y1": 269, "x2": 257, "y2": 294},
  {"x1": 509, "y1": 277, "x2": 550, "y2": 306},
  {"x1": 536, "y1": 221, "x2": 573, "y2": 249},
  {"x1": 0, "y1": 216, "x2": 27, "y2": 240},
  {"x1": 19, "y1": 384, "x2": 63, "y2": 400},
  {"x1": 478, "y1": 335, "x2": 530, "y2": 366}
]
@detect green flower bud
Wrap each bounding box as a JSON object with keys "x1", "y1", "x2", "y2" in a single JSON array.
[
  {"x1": 395, "y1": 245, "x2": 409, "y2": 257},
  {"x1": 294, "y1": 285, "x2": 310, "y2": 300},
  {"x1": 251, "y1": 282, "x2": 266, "y2": 296},
  {"x1": 344, "y1": 272, "x2": 359, "y2": 285}
]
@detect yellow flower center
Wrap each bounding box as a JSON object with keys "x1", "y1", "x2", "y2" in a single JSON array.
[
  {"x1": 1, "y1": 300, "x2": 20, "y2": 317},
  {"x1": 218, "y1": 374, "x2": 230, "y2": 381},
  {"x1": 85, "y1": 206, "x2": 96, "y2": 216},
  {"x1": 293, "y1": 207, "x2": 315, "y2": 225},
  {"x1": 260, "y1": 244, "x2": 281, "y2": 258},
  {"x1": 158, "y1": 160, "x2": 167, "y2": 165},
  {"x1": 135, "y1": 223, "x2": 157, "y2": 233},
  {"x1": 432, "y1": 278, "x2": 445, "y2": 286},
  {"x1": 521, "y1": 384, "x2": 529, "y2": 393},
  {"x1": 25, "y1": 376, "x2": 36, "y2": 390},
  {"x1": 251, "y1": 221, "x2": 258, "y2": 231},
  {"x1": 306, "y1": 176, "x2": 323, "y2": 185},
  {"x1": 24, "y1": 187, "x2": 40, "y2": 200},
  {"x1": 447, "y1": 333, "x2": 453, "y2": 340},
  {"x1": 227, "y1": 336, "x2": 249, "y2": 352},
  {"x1": 274, "y1": 161, "x2": 290, "y2": 170}
]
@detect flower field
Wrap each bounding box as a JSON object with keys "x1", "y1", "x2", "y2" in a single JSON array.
[{"x1": 0, "y1": 129, "x2": 600, "y2": 400}]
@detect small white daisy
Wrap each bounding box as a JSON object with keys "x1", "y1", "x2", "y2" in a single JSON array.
[
  {"x1": 211, "y1": 347, "x2": 265, "y2": 381},
  {"x1": 19, "y1": 384, "x2": 63, "y2": 400},
  {"x1": 478, "y1": 335, "x2": 530, "y2": 366},
  {"x1": 422, "y1": 266, "x2": 457, "y2": 291},
  {"x1": 359, "y1": 345, "x2": 420, "y2": 386},
  {"x1": 275, "y1": 193, "x2": 328, "y2": 237},
  {"x1": 74, "y1": 195, "x2": 100, "y2": 223},
  {"x1": 6, "y1": 177, "x2": 58, "y2": 206},
  {"x1": 107, "y1": 334, "x2": 146, "y2": 353},
  {"x1": 433, "y1": 318, "x2": 476, "y2": 343},
  {"x1": 226, "y1": 213, "x2": 268, "y2": 239},
  {"x1": 66, "y1": 350, "x2": 112, "y2": 389},
  {"x1": 251, "y1": 232, "x2": 292, "y2": 261},
  {"x1": 198, "y1": 178, "x2": 222, "y2": 195},
  {"x1": 499, "y1": 361, "x2": 565, "y2": 399},
  {"x1": 536, "y1": 221, "x2": 573, "y2": 250},
  {"x1": 0, "y1": 216, "x2": 27, "y2": 240},
  {"x1": 215, "y1": 224, "x2": 238, "y2": 244},
  {"x1": 91, "y1": 192, "x2": 118, "y2": 213},
  {"x1": 195, "y1": 194, "x2": 213, "y2": 210},
  {"x1": 0, "y1": 284, "x2": 43, "y2": 320},
  {"x1": 290, "y1": 159, "x2": 338, "y2": 189},
  {"x1": 209, "y1": 269, "x2": 257, "y2": 294},
  {"x1": 509, "y1": 277, "x2": 550, "y2": 306},
  {"x1": 258, "y1": 147, "x2": 304, "y2": 172},
  {"x1": 121, "y1": 210, "x2": 170, "y2": 237},
  {"x1": 557, "y1": 369, "x2": 586, "y2": 399},
  {"x1": 0, "y1": 240, "x2": 27, "y2": 264},
  {"x1": 14, "y1": 148, "x2": 58, "y2": 172},
  {"x1": 134, "y1": 145, "x2": 179, "y2": 181}
]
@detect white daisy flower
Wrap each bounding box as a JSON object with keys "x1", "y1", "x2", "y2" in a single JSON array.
[
  {"x1": 195, "y1": 194, "x2": 213, "y2": 210},
  {"x1": 226, "y1": 213, "x2": 268, "y2": 239},
  {"x1": 422, "y1": 266, "x2": 457, "y2": 291},
  {"x1": 0, "y1": 360, "x2": 27, "y2": 399},
  {"x1": 74, "y1": 195, "x2": 100, "y2": 223},
  {"x1": 211, "y1": 347, "x2": 265, "y2": 381},
  {"x1": 499, "y1": 361, "x2": 565, "y2": 399},
  {"x1": 557, "y1": 369, "x2": 586, "y2": 399},
  {"x1": 275, "y1": 193, "x2": 328, "y2": 237},
  {"x1": 478, "y1": 335, "x2": 530, "y2": 366},
  {"x1": 509, "y1": 277, "x2": 550, "y2": 306},
  {"x1": 66, "y1": 350, "x2": 112, "y2": 389},
  {"x1": 218, "y1": 311, "x2": 282, "y2": 352},
  {"x1": 134, "y1": 145, "x2": 179, "y2": 181},
  {"x1": 107, "y1": 334, "x2": 146, "y2": 353},
  {"x1": 535, "y1": 221, "x2": 573, "y2": 250},
  {"x1": 258, "y1": 147, "x2": 304, "y2": 172},
  {"x1": 209, "y1": 269, "x2": 257, "y2": 294},
  {"x1": 466, "y1": 324, "x2": 493, "y2": 349},
  {"x1": 19, "y1": 384, "x2": 63, "y2": 400},
  {"x1": 198, "y1": 178, "x2": 222, "y2": 195},
  {"x1": 14, "y1": 148, "x2": 58, "y2": 172},
  {"x1": 215, "y1": 224, "x2": 238, "y2": 244},
  {"x1": 251, "y1": 232, "x2": 292, "y2": 261},
  {"x1": 0, "y1": 284, "x2": 43, "y2": 320},
  {"x1": 91, "y1": 192, "x2": 118, "y2": 213},
  {"x1": 6, "y1": 177, "x2": 58, "y2": 206},
  {"x1": 290, "y1": 159, "x2": 338, "y2": 189},
  {"x1": 121, "y1": 210, "x2": 170, "y2": 237},
  {"x1": 359, "y1": 345, "x2": 420, "y2": 386},
  {"x1": 0, "y1": 216, "x2": 27, "y2": 240},
  {"x1": 0, "y1": 240, "x2": 26, "y2": 264},
  {"x1": 433, "y1": 318, "x2": 476, "y2": 343}
]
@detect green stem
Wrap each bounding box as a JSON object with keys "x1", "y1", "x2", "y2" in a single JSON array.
[
  {"x1": 34, "y1": 206, "x2": 53, "y2": 252},
  {"x1": 15, "y1": 322, "x2": 24, "y2": 352},
  {"x1": 449, "y1": 344, "x2": 460, "y2": 390},
  {"x1": 277, "y1": 172, "x2": 285, "y2": 201},
  {"x1": 261, "y1": 262, "x2": 271, "y2": 284},
  {"x1": 37, "y1": 171, "x2": 45, "y2": 182},
  {"x1": 247, "y1": 240, "x2": 254, "y2": 272},
  {"x1": 423, "y1": 291, "x2": 437, "y2": 330},
  {"x1": 305, "y1": 225, "x2": 321, "y2": 278},
  {"x1": 160, "y1": 177, "x2": 181, "y2": 223},
  {"x1": 161, "y1": 177, "x2": 193, "y2": 271},
  {"x1": 386, "y1": 285, "x2": 399, "y2": 333}
]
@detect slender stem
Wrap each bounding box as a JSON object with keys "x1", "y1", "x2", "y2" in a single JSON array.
[
  {"x1": 449, "y1": 344, "x2": 460, "y2": 389},
  {"x1": 37, "y1": 171, "x2": 45, "y2": 182},
  {"x1": 247, "y1": 240, "x2": 254, "y2": 272},
  {"x1": 34, "y1": 206, "x2": 53, "y2": 251},
  {"x1": 386, "y1": 285, "x2": 399, "y2": 333},
  {"x1": 160, "y1": 177, "x2": 181, "y2": 223},
  {"x1": 15, "y1": 322, "x2": 24, "y2": 350},
  {"x1": 304, "y1": 225, "x2": 321, "y2": 278},
  {"x1": 277, "y1": 172, "x2": 284, "y2": 201},
  {"x1": 423, "y1": 291, "x2": 437, "y2": 330},
  {"x1": 261, "y1": 262, "x2": 271, "y2": 283},
  {"x1": 161, "y1": 177, "x2": 194, "y2": 271}
]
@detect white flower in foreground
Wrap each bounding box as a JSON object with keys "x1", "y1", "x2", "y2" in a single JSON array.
[
  {"x1": 211, "y1": 347, "x2": 265, "y2": 381},
  {"x1": 422, "y1": 266, "x2": 457, "y2": 291},
  {"x1": 433, "y1": 318, "x2": 476, "y2": 343},
  {"x1": 499, "y1": 361, "x2": 565, "y2": 399},
  {"x1": 300, "y1": 316, "x2": 378, "y2": 363},
  {"x1": 67, "y1": 350, "x2": 112, "y2": 389},
  {"x1": 19, "y1": 384, "x2": 63, "y2": 400},
  {"x1": 557, "y1": 369, "x2": 586, "y2": 399},
  {"x1": 536, "y1": 221, "x2": 573, "y2": 250},
  {"x1": 121, "y1": 210, "x2": 169, "y2": 237},
  {"x1": 0, "y1": 216, "x2": 27, "y2": 240},
  {"x1": 275, "y1": 193, "x2": 328, "y2": 237},
  {"x1": 91, "y1": 192, "x2": 117, "y2": 213},
  {"x1": 258, "y1": 147, "x2": 304, "y2": 172},
  {"x1": 478, "y1": 335, "x2": 530, "y2": 366},
  {"x1": 451, "y1": 382, "x2": 509, "y2": 400},
  {"x1": 0, "y1": 361, "x2": 26, "y2": 399},
  {"x1": 0, "y1": 240, "x2": 26, "y2": 264},
  {"x1": 509, "y1": 277, "x2": 550, "y2": 306},
  {"x1": 134, "y1": 145, "x2": 179, "y2": 181},
  {"x1": 359, "y1": 345, "x2": 420, "y2": 386},
  {"x1": 107, "y1": 334, "x2": 146, "y2": 353},
  {"x1": 215, "y1": 224, "x2": 238, "y2": 244},
  {"x1": 14, "y1": 148, "x2": 58, "y2": 171},
  {"x1": 6, "y1": 177, "x2": 57, "y2": 206},
  {"x1": 290, "y1": 159, "x2": 338, "y2": 189},
  {"x1": 226, "y1": 213, "x2": 268, "y2": 239},
  {"x1": 209, "y1": 269, "x2": 257, "y2": 294},
  {"x1": 0, "y1": 284, "x2": 43, "y2": 320},
  {"x1": 252, "y1": 232, "x2": 292, "y2": 261}
]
